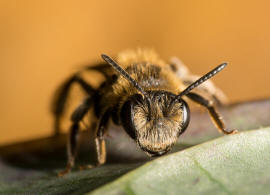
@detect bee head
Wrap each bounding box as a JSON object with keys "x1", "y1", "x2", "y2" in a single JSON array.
[
  {"x1": 121, "y1": 91, "x2": 190, "y2": 157},
  {"x1": 102, "y1": 54, "x2": 227, "y2": 157}
]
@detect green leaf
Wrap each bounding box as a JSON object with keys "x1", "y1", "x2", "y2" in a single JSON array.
[{"x1": 88, "y1": 128, "x2": 270, "y2": 195}]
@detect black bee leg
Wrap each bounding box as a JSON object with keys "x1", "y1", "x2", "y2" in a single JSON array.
[
  {"x1": 51, "y1": 75, "x2": 96, "y2": 136},
  {"x1": 58, "y1": 97, "x2": 93, "y2": 177},
  {"x1": 79, "y1": 111, "x2": 110, "y2": 171},
  {"x1": 186, "y1": 92, "x2": 238, "y2": 135},
  {"x1": 95, "y1": 111, "x2": 111, "y2": 166},
  {"x1": 58, "y1": 123, "x2": 80, "y2": 177}
]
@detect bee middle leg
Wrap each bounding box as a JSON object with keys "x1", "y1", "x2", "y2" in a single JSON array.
[
  {"x1": 58, "y1": 96, "x2": 93, "y2": 177},
  {"x1": 84, "y1": 63, "x2": 112, "y2": 78},
  {"x1": 186, "y1": 92, "x2": 237, "y2": 135}
]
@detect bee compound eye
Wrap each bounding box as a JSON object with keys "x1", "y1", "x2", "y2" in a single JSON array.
[
  {"x1": 180, "y1": 100, "x2": 190, "y2": 134},
  {"x1": 121, "y1": 100, "x2": 136, "y2": 139}
]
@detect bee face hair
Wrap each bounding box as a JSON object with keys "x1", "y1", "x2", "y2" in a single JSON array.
[{"x1": 121, "y1": 91, "x2": 190, "y2": 156}]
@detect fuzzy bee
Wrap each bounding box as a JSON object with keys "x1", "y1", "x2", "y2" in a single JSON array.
[{"x1": 52, "y1": 49, "x2": 237, "y2": 176}]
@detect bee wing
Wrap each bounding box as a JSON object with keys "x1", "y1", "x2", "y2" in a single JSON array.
[{"x1": 169, "y1": 56, "x2": 190, "y2": 79}]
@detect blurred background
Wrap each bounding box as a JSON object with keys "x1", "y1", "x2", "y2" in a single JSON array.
[{"x1": 1, "y1": 0, "x2": 270, "y2": 146}]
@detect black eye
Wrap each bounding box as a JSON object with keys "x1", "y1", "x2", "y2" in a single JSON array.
[
  {"x1": 121, "y1": 100, "x2": 136, "y2": 139},
  {"x1": 120, "y1": 94, "x2": 143, "y2": 139},
  {"x1": 179, "y1": 100, "x2": 190, "y2": 135}
]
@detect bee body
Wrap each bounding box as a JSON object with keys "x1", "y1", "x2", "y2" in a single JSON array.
[{"x1": 52, "y1": 48, "x2": 236, "y2": 176}]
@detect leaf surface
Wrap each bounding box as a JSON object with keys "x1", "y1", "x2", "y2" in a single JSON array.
[{"x1": 89, "y1": 128, "x2": 270, "y2": 195}]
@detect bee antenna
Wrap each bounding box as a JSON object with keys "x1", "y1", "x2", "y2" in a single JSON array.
[
  {"x1": 101, "y1": 54, "x2": 152, "y2": 119},
  {"x1": 176, "y1": 62, "x2": 227, "y2": 98}
]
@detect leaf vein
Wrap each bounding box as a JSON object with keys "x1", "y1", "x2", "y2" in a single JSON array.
[{"x1": 189, "y1": 156, "x2": 233, "y2": 195}]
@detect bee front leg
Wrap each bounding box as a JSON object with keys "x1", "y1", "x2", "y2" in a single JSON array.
[
  {"x1": 95, "y1": 111, "x2": 110, "y2": 166},
  {"x1": 79, "y1": 110, "x2": 110, "y2": 172},
  {"x1": 186, "y1": 92, "x2": 238, "y2": 135},
  {"x1": 95, "y1": 136, "x2": 106, "y2": 166}
]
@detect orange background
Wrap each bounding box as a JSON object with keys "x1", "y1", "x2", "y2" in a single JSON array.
[{"x1": 1, "y1": 0, "x2": 270, "y2": 146}]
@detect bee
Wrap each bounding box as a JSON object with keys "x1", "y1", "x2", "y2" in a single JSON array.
[{"x1": 52, "y1": 49, "x2": 237, "y2": 176}]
